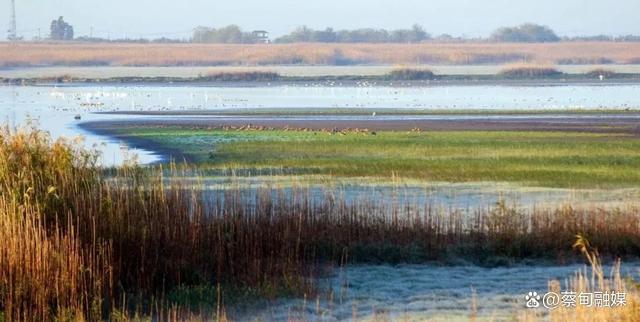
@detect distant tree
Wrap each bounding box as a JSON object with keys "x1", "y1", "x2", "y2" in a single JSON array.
[
  {"x1": 297, "y1": 26, "x2": 319, "y2": 42},
  {"x1": 435, "y1": 34, "x2": 455, "y2": 42},
  {"x1": 391, "y1": 24, "x2": 429, "y2": 43},
  {"x1": 337, "y1": 28, "x2": 390, "y2": 43},
  {"x1": 50, "y1": 16, "x2": 74, "y2": 40},
  {"x1": 192, "y1": 25, "x2": 260, "y2": 43},
  {"x1": 617, "y1": 35, "x2": 640, "y2": 42},
  {"x1": 490, "y1": 23, "x2": 559, "y2": 42},
  {"x1": 276, "y1": 26, "x2": 316, "y2": 42},
  {"x1": 212, "y1": 25, "x2": 245, "y2": 43},
  {"x1": 565, "y1": 34, "x2": 640, "y2": 42},
  {"x1": 314, "y1": 28, "x2": 338, "y2": 42}
]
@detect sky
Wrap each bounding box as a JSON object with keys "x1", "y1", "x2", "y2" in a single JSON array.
[{"x1": 1, "y1": 0, "x2": 638, "y2": 40}]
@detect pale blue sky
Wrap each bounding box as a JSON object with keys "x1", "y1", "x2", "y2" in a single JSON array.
[{"x1": 1, "y1": 0, "x2": 638, "y2": 40}]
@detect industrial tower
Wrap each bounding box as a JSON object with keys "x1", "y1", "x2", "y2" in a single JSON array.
[{"x1": 8, "y1": 0, "x2": 17, "y2": 41}]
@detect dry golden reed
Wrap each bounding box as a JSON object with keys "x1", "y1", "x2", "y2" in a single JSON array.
[
  {"x1": 518, "y1": 236, "x2": 640, "y2": 322},
  {"x1": 1, "y1": 42, "x2": 639, "y2": 67}
]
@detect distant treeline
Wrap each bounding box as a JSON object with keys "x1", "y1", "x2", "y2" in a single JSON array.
[
  {"x1": 33, "y1": 20, "x2": 640, "y2": 44},
  {"x1": 274, "y1": 25, "x2": 430, "y2": 43},
  {"x1": 187, "y1": 23, "x2": 640, "y2": 44},
  {"x1": 490, "y1": 23, "x2": 559, "y2": 42},
  {"x1": 567, "y1": 35, "x2": 640, "y2": 42},
  {"x1": 191, "y1": 24, "x2": 430, "y2": 43},
  {"x1": 74, "y1": 36, "x2": 189, "y2": 43},
  {"x1": 192, "y1": 25, "x2": 261, "y2": 44}
]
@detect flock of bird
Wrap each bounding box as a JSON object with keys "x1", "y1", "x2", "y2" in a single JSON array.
[
  {"x1": 5, "y1": 85, "x2": 637, "y2": 120},
  {"x1": 216, "y1": 124, "x2": 380, "y2": 135}
]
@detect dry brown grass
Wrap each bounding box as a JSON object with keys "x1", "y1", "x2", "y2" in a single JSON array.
[
  {"x1": 2, "y1": 125, "x2": 640, "y2": 320},
  {"x1": 518, "y1": 237, "x2": 640, "y2": 322},
  {"x1": 1, "y1": 42, "x2": 640, "y2": 67}
]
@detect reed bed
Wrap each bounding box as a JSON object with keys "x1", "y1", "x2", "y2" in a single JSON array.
[
  {"x1": 2, "y1": 42, "x2": 640, "y2": 67},
  {"x1": 498, "y1": 64, "x2": 563, "y2": 78},
  {"x1": 2, "y1": 125, "x2": 640, "y2": 320},
  {"x1": 586, "y1": 68, "x2": 618, "y2": 78},
  {"x1": 386, "y1": 68, "x2": 435, "y2": 80},
  {"x1": 201, "y1": 71, "x2": 281, "y2": 81}
]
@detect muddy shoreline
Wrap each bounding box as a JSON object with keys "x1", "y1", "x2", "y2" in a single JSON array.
[{"x1": 81, "y1": 114, "x2": 640, "y2": 133}]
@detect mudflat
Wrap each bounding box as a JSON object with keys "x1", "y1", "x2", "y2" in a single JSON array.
[{"x1": 82, "y1": 113, "x2": 640, "y2": 133}]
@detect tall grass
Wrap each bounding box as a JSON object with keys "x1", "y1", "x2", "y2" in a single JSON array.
[
  {"x1": 2, "y1": 125, "x2": 640, "y2": 320},
  {"x1": 519, "y1": 236, "x2": 640, "y2": 321},
  {"x1": 2, "y1": 42, "x2": 640, "y2": 67}
]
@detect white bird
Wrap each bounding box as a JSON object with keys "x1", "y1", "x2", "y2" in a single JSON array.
[{"x1": 372, "y1": 112, "x2": 376, "y2": 117}]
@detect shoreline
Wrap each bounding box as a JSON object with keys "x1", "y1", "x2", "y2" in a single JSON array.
[
  {"x1": 4, "y1": 73, "x2": 640, "y2": 87},
  {"x1": 79, "y1": 113, "x2": 640, "y2": 162},
  {"x1": 5, "y1": 77, "x2": 640, "y2": 87},
  {"x1": 80, "y1": 113, "x2": 640, "y2": 133}
]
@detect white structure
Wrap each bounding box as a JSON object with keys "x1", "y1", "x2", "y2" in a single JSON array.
[{"x1": 252, "y1": 30, "x2": 269, "y2": 43}]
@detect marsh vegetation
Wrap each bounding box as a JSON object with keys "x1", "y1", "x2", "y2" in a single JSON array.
[
  {"x1": 1, "y1": 125, "x2": 640, "y2": 320},
  {"x1": 103, "y1": 127, "x2": 640, "y2": 188},
  {"x1": 3, "y1": 42, "x2": 640, "y2": 67}
]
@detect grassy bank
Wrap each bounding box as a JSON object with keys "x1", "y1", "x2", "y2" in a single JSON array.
[
  {"x1": 2, "y1": 125, "x2": 640, "y2": 320},
  {"x1": 105, "y1": 127, "x2": 640, "y2": 188}
]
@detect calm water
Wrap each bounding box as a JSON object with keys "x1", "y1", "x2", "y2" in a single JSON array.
[
  {"x1": 1, "y1": 83, "x2": 639, "y2": 165},
  {"x1": 196, "y1": 177, "x2": 640, "y2": 211}
]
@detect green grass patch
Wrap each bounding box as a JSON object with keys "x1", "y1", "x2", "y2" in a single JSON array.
[{"x1": 117, "y1": 127, "x2": 640, "y2": 188}]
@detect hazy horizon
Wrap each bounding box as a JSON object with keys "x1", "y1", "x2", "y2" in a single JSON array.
[{"x1": 1, "y1": 0, "x2": 639, "y2": 40}]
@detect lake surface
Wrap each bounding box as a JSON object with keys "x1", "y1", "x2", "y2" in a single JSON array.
[{"x1": 1, "y1": 83, "x2": 639, "y2": 165}]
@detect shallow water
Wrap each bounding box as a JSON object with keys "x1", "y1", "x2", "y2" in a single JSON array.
[
  {"x1": 196, "y1": 177, "x2": 640, "y2": 211},
  {"x1": 0, "y1": 86, "x2": 159, "y2": 165},
  {"x1": 29, "y1": 84, "x2": 640, "y2": 111},
  {"x1": 1, "y1": 84, "x2": 639, "y2": 165}
]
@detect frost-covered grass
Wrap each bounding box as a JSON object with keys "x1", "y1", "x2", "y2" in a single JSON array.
[{"x1": 117, "y1": 127, "x2": 640, "y2": 188}]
